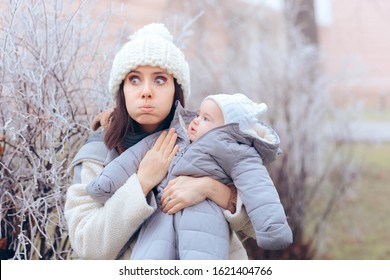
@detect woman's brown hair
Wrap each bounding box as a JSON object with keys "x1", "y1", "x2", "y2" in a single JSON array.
[{"x1": 104, "y1": 78, "x2": 185, "y2": 153}]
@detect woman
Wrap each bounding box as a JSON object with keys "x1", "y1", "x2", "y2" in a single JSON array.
[{"x1": 65, "y1": 23, "x2": 255, "y2": 260}]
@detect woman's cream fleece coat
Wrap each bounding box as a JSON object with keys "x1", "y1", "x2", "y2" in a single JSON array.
[{"x1": 65, "y1": 160, "x2": 256, "y2": 260}]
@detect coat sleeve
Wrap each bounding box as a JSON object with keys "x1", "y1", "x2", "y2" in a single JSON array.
[
  {"x1": 215, "y1": 144, "x2": 293, "y2": 250},
  {"x1": 64, "y1": 160, "x2": 156, "y2": 259},
  {"x1": 85, "y1": 137, "x2": 153, "y2": 203}
]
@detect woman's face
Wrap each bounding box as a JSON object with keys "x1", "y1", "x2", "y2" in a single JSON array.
[{"x1": 123, "y1": 65, "x2": 175, "y2": 133}]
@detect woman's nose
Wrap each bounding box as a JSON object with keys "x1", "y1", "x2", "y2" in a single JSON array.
[{"x1": 141, "y1": 82, "x2": 153, "y2": 98}]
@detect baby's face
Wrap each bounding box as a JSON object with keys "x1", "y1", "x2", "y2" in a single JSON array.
[{"x1": 187, "y1": 99, "x2": 224, "y2": 142}]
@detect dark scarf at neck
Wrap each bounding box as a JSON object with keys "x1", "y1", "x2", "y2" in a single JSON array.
[
  {"x1": 120, "y1": 131, "x2": 150, "y2": 150},
  {"x1": 120, "y1": 123, "x2": 167, "y2": 151}
]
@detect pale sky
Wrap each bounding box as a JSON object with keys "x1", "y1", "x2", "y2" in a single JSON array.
[{"x1": 243, "y1": 0, "x2": 334, "y2": 26}]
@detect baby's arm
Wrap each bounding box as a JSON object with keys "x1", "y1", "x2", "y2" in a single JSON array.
[
  {"x1": 217, "y1": 145, "x2": 293, "y2": 250},
  {"x1": 86, "y1": 133, "x2": 160, "y2": 203}
]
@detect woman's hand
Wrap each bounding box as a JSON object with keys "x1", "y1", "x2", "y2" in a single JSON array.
[
  {"x1": 137, "y1": 128, "x2": 179, "y2": 195},
  {"x1": 160, "y1": 176, "x2": 232, "y2": 214}
]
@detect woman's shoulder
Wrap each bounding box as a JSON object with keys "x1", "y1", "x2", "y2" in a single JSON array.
[{"x1": 67, "y1": 132, "x2": 119, "y2": 176}]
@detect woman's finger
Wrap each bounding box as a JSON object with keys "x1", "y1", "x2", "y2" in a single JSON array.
[
  {"x1": 167, "y1": 144, "x2": 179, "y2": 161},
  {"x1": 165, "y1": 178, "x2": 178, "y2": 190},
  {"x1": 166, "y1": 202, "x2": 185, "y2": 215},
  {"x1": 161, "y1": 194, "x2": 171, "y2": 209},
  {"x1": 161, "y1": 196, "x2": 172, "y2": 212},
  {"x1": 164, "y1": 134, "x2": 178, "y2": 157},
  {"x1": 153, "y1": 130, "x2": 168, "y2": 151},
  {"x1": 161, "y1": 197, "x2": 178, "y2": 213},
  {"x1": 160, "y1": 128, "x2": 176, "y2": 151},
  {"x1": 160, "y1": 178, "x2": 178, "y2": 203}
]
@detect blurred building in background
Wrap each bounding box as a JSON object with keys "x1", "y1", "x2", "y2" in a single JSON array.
[
  {"x1": 91, "y1": 0, "x2": 389, "y2": 112},
  {"x1": 316, "y1": 0, "x2": 390, "y2": 111}
]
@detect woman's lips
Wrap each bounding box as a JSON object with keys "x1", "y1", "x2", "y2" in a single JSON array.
[{"x1": 140, "y1": 105, "x2": 154, "y2": 113}]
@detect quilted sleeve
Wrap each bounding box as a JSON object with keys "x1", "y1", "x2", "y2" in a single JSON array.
[
  {"x1": 86, "y1": 133, "x2": 160, "y2": 203},
  {"x1": 215, "y1": 144, "x2": 293, "y2": 250}
]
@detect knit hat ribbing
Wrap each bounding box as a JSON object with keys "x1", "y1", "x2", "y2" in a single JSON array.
[{"x1": 109, "y1": 23, "x2": 190, "y2": 100}]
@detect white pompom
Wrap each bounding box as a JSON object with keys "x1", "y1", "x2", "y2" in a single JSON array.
[
  {"x1": 129, "y1": 23, "x2": 173, "y2": 42},
  {"x1": 255, "y1": 103, "x2": 267, "y2": 118}
]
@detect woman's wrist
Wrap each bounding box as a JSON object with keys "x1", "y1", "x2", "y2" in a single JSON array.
[
  {"x1": 136, "y1": 173, "x2": 154, "y2": 196},
  {"x1": 225, "y1": 185, "x2": 237, "y2": 214},
  {"x1": 204, "y1": 177, "x2": 231, "y2": 209}
]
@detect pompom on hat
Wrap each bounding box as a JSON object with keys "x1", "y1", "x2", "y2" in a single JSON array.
[{"x1": 109, "y1": 23, "x2": 191, "y2": 100}]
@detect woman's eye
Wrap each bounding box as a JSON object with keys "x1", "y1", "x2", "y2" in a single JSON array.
[
  {"x1": 155, "y1": 76, "x2": 167, "y2": 85},
  {"x1": 129, "y1": 76, "x2": 140, "y2": 85}
]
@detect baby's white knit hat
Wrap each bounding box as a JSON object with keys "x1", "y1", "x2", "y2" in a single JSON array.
[
  {"x1": 109, "y1": 23, "x2": 191, "y2": 100},
  {"x1": 205, "y1": 93, "x2": 277, "y2": 143},
  {"x1": 205, "y1": 93, "x2": 267, "y2": 125}
]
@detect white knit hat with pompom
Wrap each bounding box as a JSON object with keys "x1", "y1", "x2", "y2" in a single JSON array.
[
  {"x1": 205, "y1": 93, "x2": 277, "y2": 143},
  {"x1": 109, "y1": 23, "x2": 190, "y2": 100},
  {"x1": 205, "y1": 93, "x2": 267, "y2": 125}
]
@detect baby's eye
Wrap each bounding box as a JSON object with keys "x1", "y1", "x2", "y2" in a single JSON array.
[{"x1": 203, "y1": 116, "x2": 209, "y2": 121}]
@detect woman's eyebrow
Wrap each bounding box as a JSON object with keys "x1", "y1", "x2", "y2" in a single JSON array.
[{"x1": 153, "y1": 71, "x2": 169, "y2": 75}]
